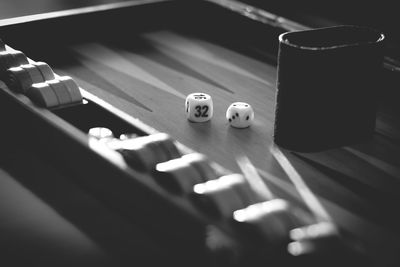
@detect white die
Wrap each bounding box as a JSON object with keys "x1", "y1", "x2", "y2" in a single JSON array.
[
  {"x1": 185, "y1": 93, "x2": 213, "y2": 122},
  {"x1": 226, "y1": 102, "x2": 254, "y2": 128}
]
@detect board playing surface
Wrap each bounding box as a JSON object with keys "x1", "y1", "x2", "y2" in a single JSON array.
[{"x1": 26, "y1": 27, "x2": 398, "y2": 265}]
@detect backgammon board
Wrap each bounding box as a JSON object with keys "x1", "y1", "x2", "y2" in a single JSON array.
[{"x1": 1, "y1": 1, "x2": 399, "y2": 266}]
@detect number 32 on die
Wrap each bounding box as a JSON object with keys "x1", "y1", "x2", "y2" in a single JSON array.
[{"x1": 194, "y1": 105, "x2": 209, "y2": 118}]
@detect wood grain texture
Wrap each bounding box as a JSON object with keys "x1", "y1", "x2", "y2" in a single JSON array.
[
  {"x1": 26, "y1": 27, "x2": 399, "y2": 265},
  {"x1": 49, "y1": 29, "x2": 400, "y2": 266}
]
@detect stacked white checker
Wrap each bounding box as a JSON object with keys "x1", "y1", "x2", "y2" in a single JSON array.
[{"x1": 0, "y1": 40, "x2": 82, "y2": 108}]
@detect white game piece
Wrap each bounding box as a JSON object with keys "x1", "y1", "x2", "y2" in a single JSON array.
[
  {"x1": 27, "y1": 82, "x2": 59, "y2": 108},
  {"x1": 0, "y1": 50, "x2": 28, "y2": 74},
  {"x1": 192, "y1": 173, "x2": 249, "y2": 219},
  {"x1": 88, "y1": 127, "x2": 115, "y2": 142},
  {"x1": 47, "y1": 79, "x2": 72, "y2": 105},
  {"x1": 33, "y1": 62, "x2": 55, "y2": 80},
  {"x1": 154, "y1": 158, "x2": 204, "y2": 195},
  {"x1": 58, "y1": 76, "x2": 83, "y2": 103},
  {"x1": 181, "y1": 153, "x2": 218, "y2": 181},
  {"x1": 21, "y1": 64, "x2": 46, "y2": 84},
  {"x1": 6, "y1": 66, "x2": 32, "y2": 93}
]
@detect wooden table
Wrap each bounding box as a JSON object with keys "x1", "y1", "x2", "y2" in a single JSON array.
[{"x1": 1, "y1": 0, "x2": 400, "y2": 266}]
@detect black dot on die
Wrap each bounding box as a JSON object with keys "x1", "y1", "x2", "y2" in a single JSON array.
[
  {"x1": 235, "y1": 113, "x2": 239, "y2": 117},
  {"x1": 229, "y1": 118, "x2": 232, "y2": 122},
  {"x1": 245, "y1": 104, "x2": 248, "y2": 107},
  {"x1": 232, "y1": 115, "x2": 235, "y2": 119},
  {"x1": 246, "y1": 115, "x2": 249, "y2": 120}
]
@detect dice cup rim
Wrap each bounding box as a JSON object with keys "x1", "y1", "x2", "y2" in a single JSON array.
[{"x1": 278, "y1": 25, "x2": 385, "y2": 51}]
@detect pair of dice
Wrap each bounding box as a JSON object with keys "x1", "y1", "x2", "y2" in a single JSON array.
[{"x1": 185, "y1": 93, "x2": 255, "y2": 128}]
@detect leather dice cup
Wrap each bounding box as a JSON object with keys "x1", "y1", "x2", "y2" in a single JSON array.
[{"x1": 273, "y1": 25, "x2": 385, "y2": 152}]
